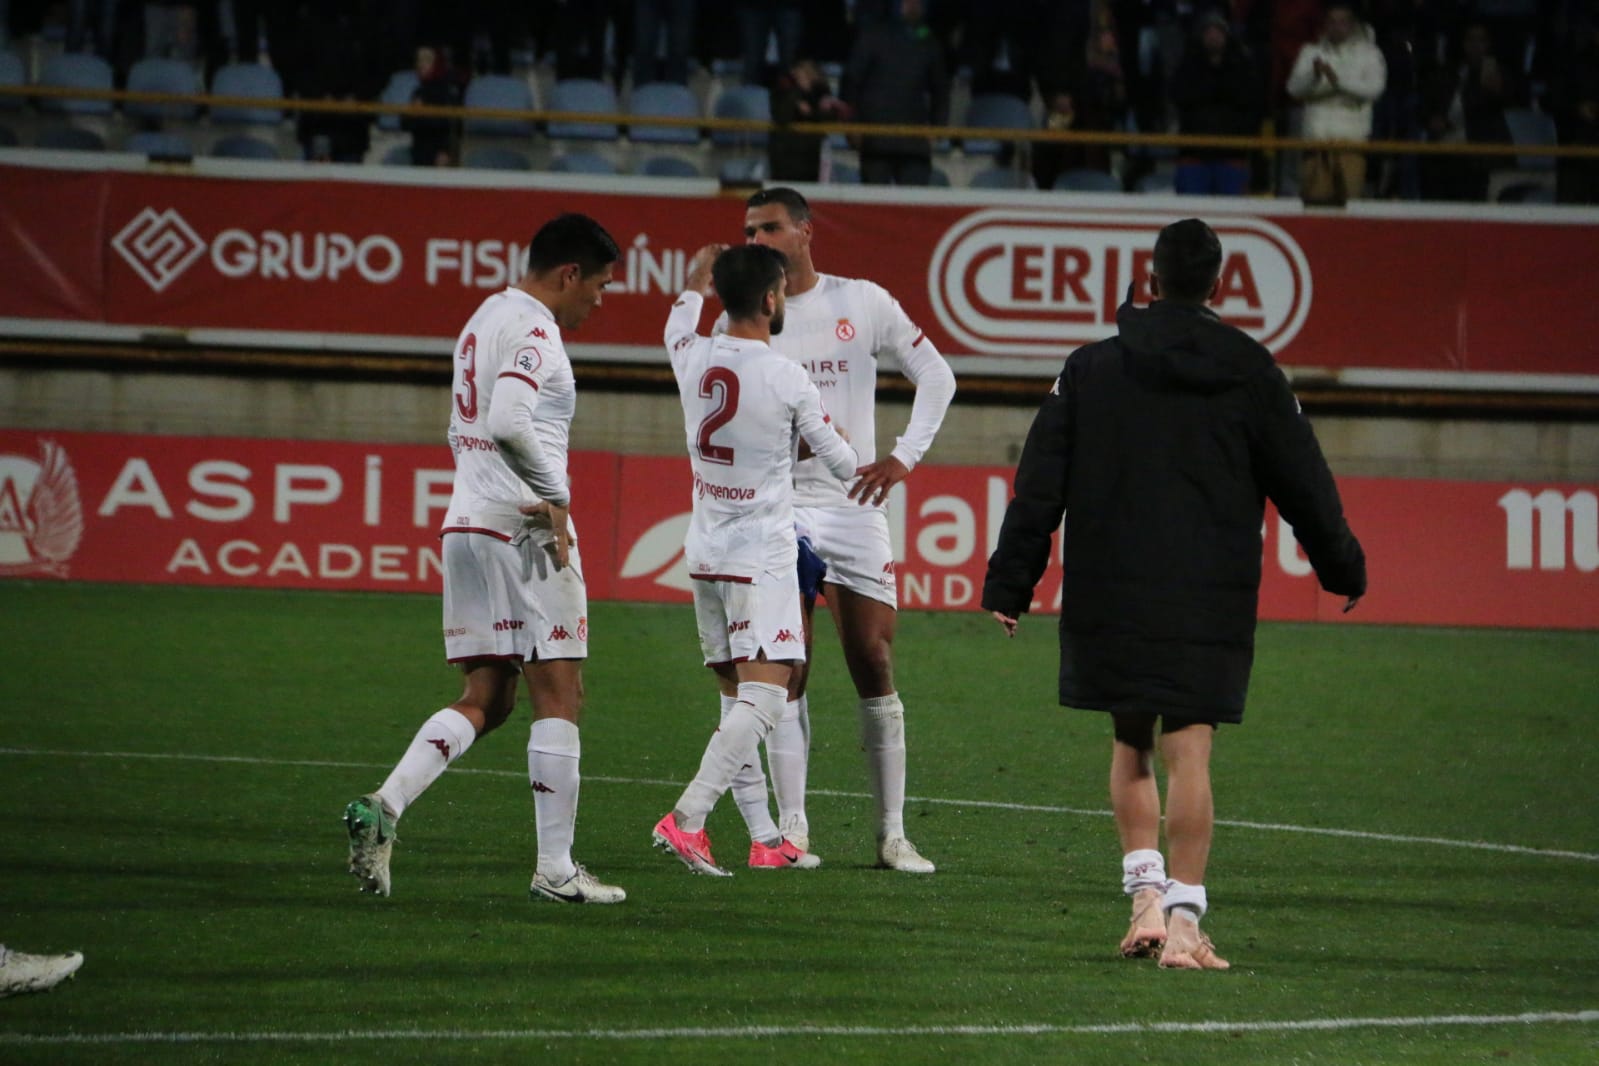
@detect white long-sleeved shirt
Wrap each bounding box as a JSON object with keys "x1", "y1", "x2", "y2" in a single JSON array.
[
  {"x1": 442, "y1": 287, "x2": 574, "y2": 540},
  {"x1": 718, "y1": 273, "x2": 956, "y2": 509},
  {"x1": 1286, "y1": 26, "x2": 1388, "y2": 141},
  {"x1": 668, "y1": 291, "x2": 859, "y2": 579}
]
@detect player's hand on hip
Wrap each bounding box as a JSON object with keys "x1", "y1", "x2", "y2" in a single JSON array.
[
  {"x1": 685, "y1": 244, "x2": 726, "y2": 296},
  {"x1": 519, "y1": 500, "x2": 574, "y2": 569},
  {"x1": 991, "y1": 611, "x2": 1018, "y2": 638},
  {"x1": 847, "y1": 455, "x2": 909, "y2": 507}
]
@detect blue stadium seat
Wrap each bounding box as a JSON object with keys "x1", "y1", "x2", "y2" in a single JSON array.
[
  {"x1": 1503, "y1": 107, "x2": 1557, "y2": 171},
  {"x1": 929, "y1": 166, "x2": 951, "y2": 187},
  {"x1": 548, "y1": 78, "x2": 619, "y2": 140},
  {"x1": 0, "y1": 51, "x2": 24, "y2": 111},
  {"x1": 463, "y1": 144, "x2": 532, "y2": 170},
  {"x1": 1053, "y1": 168, "x2": 1120, "y2": 193},
  {"x1": 125, "y1": 57, "x2": 201, "y2": 122},
  {"x1": 36, "y1": 124, "x2": 106, "y2": 150},
  {"x1": 210, "y1": 63, "x2": 284, "y2": 126},
  {"x1": 377, "y1": 70, "x2": 420, "y2": 132},
  {"x1": 628, "y1": 81, "x2": 700, "y2": 144},
  {"x1": 970, "y1": 166, "x2": 1035, "y2": 189},
  {"x1": 465, "y1": 74, "x2": 536, "y2": 137},
  {"x1": 962, "y1": 92, "x2": 1032, "y2": 155},
  {"x1": 829, "y1": 162, "x2": 860, "y2": 183},
  {"x1": 126, "y1": 129, "x2": 194, "y2": 158},
  {"x1": 211, "y1": 133, "x2": 280, "y2": 160},
  {"x1": 38, "y1": 53, "x2": 115, "y2": 116},
  {"x1": 636, "y1": 154, "x2": 701, "y2": 177},
  {"x1": 551, "y1": 151, "x2": 617, "y2": 174},
  {"x1": 380, "y1": 143, "x2": 413, "y2": 165},
  {"x1": 1135, "y1": 169, "x2": 1176, "y2": 194},
  {"x1": 711, "y1": 85, "x2": 770, "y2": 148},
  {"x1": 718, "y1": 155, "x2": 767, "y2": 183}
]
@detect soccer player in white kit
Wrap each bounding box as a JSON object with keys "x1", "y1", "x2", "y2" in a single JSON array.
[
  {"x1": 652, "y1": 244, "x2": 863, "y2": 876},
  {"x1": 343, "y1": 214, "x2": 626, "y2": 904},
  {"x1": 733, "y1": 187, "x2": 957, "y2": 873}
]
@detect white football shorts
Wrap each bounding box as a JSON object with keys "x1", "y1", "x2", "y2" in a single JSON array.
[
  {"x1": 692, "y1": 566, "x2": 807, "y2": 666},
  {"x1": 441, "y1": 528, "x2": 588, "y2": 663},
  {"x1": 794, "y1": 503, "x2": 897, "y2": 608}
]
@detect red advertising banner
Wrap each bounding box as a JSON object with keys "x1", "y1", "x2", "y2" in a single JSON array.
[
  {"x1": 2, "y1": 160, "x2": 1597, "y2": 384},
  {"x1": 4, "y1": 429, "x2": 1592, "y2": 630}
]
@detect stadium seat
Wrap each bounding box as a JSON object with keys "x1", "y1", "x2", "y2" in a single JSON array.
[
  {"x1": 929, "y1": 166, "x2": 951, "y2": 187},
  {"x1": 628, "y1": 81, "x2": 700, "y2": 144},
  {"x1": 1503, "y1": 107, "x2": 1557, "y2": 171},
  {"x1": 0, "y1": 123, "x2": 17, "y2": 146},
  {"x1": 125, "y1": 129, "x2": 194, "y2": 158},
  {"x1": 551, "y1": 151, "x2": 617, "y2": 174},
  {"x1": 36, "y1": 124, "x2": 106, "y2": 150},
  {"x1": 548, "y1": 78, "x2": 619, "y2": 141},
  {"x1": 377, "y1": 70, "x2": 420, "y2": 132},
  {"x1": 465, "y1": 74, "x2": 536, "y2": 137},
  {"x1": 211, "y1": 133, "x2": 280, "y2": 160},
  {"x1": 1497, "y1": 181, "x2": 1555, "y2": 204},
  {"x1": 829, "y1": 162, "x2": 860, "y2": 183},
  {"x1": 1136, "y1": 169, "x2": 1176, "y2": 194},
  {"x1": 1053, "y1": 168, "x2": 1121, "y2": 193},
  {"x1": 38, "y1": 53, "x2": 115, "y2": 116},
  {"x1": 970, "y1": 166, "x2": 1036, "y2": 189},
  {"x1": 380, "y1": 143, "x2": 413, "y2": 166},
  {"x1": 636, "y1": 154, "x2": 701, "y2": 177},
  {"x1": 463, "y1": 144, "x2": 532, "y2": 170},
  {"x1": 718, "y1": 155, "x2": 767, "y2": 184},
  {"x1": 0, "y1": 51, "x2": 24, "y2": 110},
  {"x1": 210, "y1": 63, "x2": 284, "y2": 126},
  {"x1": 711, "y1": 85, "x2": 770, "y2": 148},
  {"x1": 125, "y1": 57, "x2": 201, "y2": 122},
  {"x1": 962, "y1": 92, "x2": 1032, "y2": 155}
]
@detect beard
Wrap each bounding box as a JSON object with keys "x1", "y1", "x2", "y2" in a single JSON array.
[{"x1": 770, "y1": 311, "x2": 785, "y2": 335}]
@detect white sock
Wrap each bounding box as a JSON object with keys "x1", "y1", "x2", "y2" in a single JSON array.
[
  {"x1": 724, "y1": 694, "x2": 780, "y2": 843},
  {"x1": 859, "y1": 693, "x2": 906, "y2": 840},
  {"x1": 675, "y1": 682, "x2": 783, "y2": 833},
  {"x1": 376, "y1": 708, "x2": 476, "y2": 818},
  {"x1": 767, "y1": 696, "x2": 810, "y2": 834},
  {"x1": 1122, "y1": 848, "x2": 1168, "y2": 896},
  {"x1": 529, "y1": 717, "x2": 581, "y2": 882},
  {"x1": 1163, "y1": 880, "x2": 1208, "y2": 922}
]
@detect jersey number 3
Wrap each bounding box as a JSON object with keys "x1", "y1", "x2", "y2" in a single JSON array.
[
  {"x1": 696, "y1": 366, "x2": 740, "y2": 465},
  {"x1": 455, "y1": 333, "x2": 478, "y2": 422}
]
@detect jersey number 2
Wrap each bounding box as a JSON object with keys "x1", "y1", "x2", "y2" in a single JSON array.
[
  {"x1": 454, "y1": 333, "x2": 478, "y2": 422},
  {"x1": 696, "y1": 367, "x2": 740, "y2": 465}
]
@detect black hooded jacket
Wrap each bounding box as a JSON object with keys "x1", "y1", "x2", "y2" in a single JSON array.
[{"x1": 981, "y1": 299, "x2": 1366, "y2": 722}]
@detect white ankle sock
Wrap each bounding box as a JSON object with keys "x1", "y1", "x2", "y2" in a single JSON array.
[
  {"x1": 724, "y1": 694, "x2": 780, "y2": 843},
  {"x1": 1121, "y1": 848, "x2": 1168, "y2": 895},
  {"x1": 859, "y1": 693, "x2": 906, "y2": 839},
  {"x1": 528, "y1": 717, "x2": 581, "y2": 881},
  {"x1": 767, "y1": 696, "x2": 810, "y2": 833},
  {"x1": 676, "y1": 682, "x2": 783, "y2": 833},
  {"x1": 377, "y1": 708, "x2": 476, "y2": 818},
  {"x1": 1163, "y1": 880, "x2": 1208, "y2": 921}
]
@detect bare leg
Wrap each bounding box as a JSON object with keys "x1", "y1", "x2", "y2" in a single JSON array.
[
  {"x1": 1109, "y1": 713, "x2": 1160, "y2": 854},
  {"x1": 1158, "y1": 722, "x2": 1215, "y2": 887}
]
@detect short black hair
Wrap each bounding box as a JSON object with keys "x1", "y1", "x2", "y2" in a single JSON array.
[
  {"x1": 745, "y1": 186, "x2": 811, "y2": 223},
  {"x1": 526, "y1": 213, "x2": 620, "y2": 278},
  {"x1": 1152, "y1": 218, "x2": 1222, "y2": 303},
  {"x1": 713, "y1": 245, "x2": 788, "y2": 320}
]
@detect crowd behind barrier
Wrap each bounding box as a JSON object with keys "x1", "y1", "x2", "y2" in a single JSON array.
[{"x1": 0, "y1": 0, "x2": 1596, "y2": 203}]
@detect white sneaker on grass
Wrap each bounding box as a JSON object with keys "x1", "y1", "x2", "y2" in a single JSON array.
[
  {"x1": 531, "y1": 865, "x2": 627, "y2": 904},
  {"x1": 343, "y1": 794, "x2": 397, "y2": 897},
  {"x1": 0, "y1": 946, "x2": 84, "y2": 998},
  {"x1": 876, "y1": 836, "x2": 936, "y2": 874}
]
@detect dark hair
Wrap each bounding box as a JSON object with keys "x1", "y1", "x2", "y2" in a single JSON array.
[
  {"x1": 745, "y1": 186, "x2": 811, "y2": 223},
  {"x1": 1152, "y1": 218, "x2": 1222, "y2": 303},
  {"x1": 713, "y1": 245, "x2": 788, "y2": 320},
  {"x1": 526, "y1": 213, "x2": 620, "y2": 278}
]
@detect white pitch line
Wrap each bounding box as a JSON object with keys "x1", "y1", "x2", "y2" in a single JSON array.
[
  {"x1": 1, "y1": 1009, "x2": 1595, "y2": 1046},
  {"x1": 2, "y1": 746, "x2": 1595, "y2": 863}
]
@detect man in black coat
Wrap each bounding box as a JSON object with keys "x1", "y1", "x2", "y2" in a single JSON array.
[
  {"x1": 981, "y1": 219, "x2": 1365, "y2": 971},
  {"x1": 842, "y1": 0, "x2": 950, "y2": 186}
]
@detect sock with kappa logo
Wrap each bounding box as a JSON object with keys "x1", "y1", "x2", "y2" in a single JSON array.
[
  {"x1": 676, "y1": 682, "x2": 783, "y2": 833},
  {"x1": 529, "y1": 717, "x2": 581, "y2": 883},
  {"x1": 1121, "y1": 848, "x2": 1168, "y2": 896},
  {"x1": 377, "y1": 708, "x2": 476, "y2": 819},
  {"x1": 724, "y1": 694, "x2": 781, "y2": 844},
  {"x1": 767, "y1": 695, "x2": 810, "y2": 839}
]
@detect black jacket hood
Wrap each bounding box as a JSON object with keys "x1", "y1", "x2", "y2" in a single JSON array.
[{"x1": 1114, "y1": 298, "x2": 1274, "y2": 394}]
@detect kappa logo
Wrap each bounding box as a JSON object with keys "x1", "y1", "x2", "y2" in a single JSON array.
[
  {"x1": 835, "y1": 318, "x2": 856, "y2": 342},
  {"x1": 529, "y1": 327, "x2": 549, "y2": 340},
  {"x1": 549, "y1": 624, "x2": 574, "y2": 641},
  {"x1": 112, "y1": 207, "x2": 207, "y2": 293},
  {"x1": 531, "y1": 780, "x2": 556, "y2": 794},
  {"x1": 427, "y1": 738, "x2": 452, "y2": 759},
  {"x1": 0, "y1": 439, "x2": 84, "y2": 578},
  {"x1": 774, "y1": 628, "x2": 797, "y2": 642}
]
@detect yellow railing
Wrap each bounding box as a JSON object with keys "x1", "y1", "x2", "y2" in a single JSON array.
[{"x1": 4, "y1": 82, "x2": 1599, "y2": 160}]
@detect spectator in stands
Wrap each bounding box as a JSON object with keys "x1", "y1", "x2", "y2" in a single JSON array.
[
  {"x1": 1551, "y1": 8, "x2": 1599, "y2": 204},
  {"x1": 737, "y1": 0, "x2": 803, "y2": 86},
  {"x1": 1420, "y1": 21, "x2": 1514, "y2": 202},
  {"x1": 633, "y1": 0, "x2": 697, "y2": 86},
  {"x1": 1029, "y1": 89, "x2": 1094, "y2": 191},
  {"x1": 769, "y1": 57, "x2": 852, "y2": 181},
  {"x1": 553, "y1": 0, "x2": 623, "y2": 82},
  {"x1": 843, "y1": 0, "x2": 949, "y2": 186},
  {"x1": 403, "y1": 44, "x2": 461, "y2": 167},
  {"x1": 1287, "y1": 3, "x2": 1387, "y2": 203},
  {"x1": 1172, "y1": 10, "x2": 1264, "y2": 196},
  {"x1": 1076, "y1": 22, "x2": 1129, "y2": 153}
]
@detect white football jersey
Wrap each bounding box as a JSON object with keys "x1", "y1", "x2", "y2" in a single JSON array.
[
  {"x1": 718, "y1": 273, "x2": 955, "y2": 508},
  {"x1": 442, "y1": 287, "x2": 575, "y2": 539},
  {"x1": 667, "y1": 292, "x2": 859, "y2": 579}
]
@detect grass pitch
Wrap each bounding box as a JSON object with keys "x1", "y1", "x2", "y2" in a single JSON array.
[{"x1": 1, "y1": 583, "x2": 1596, "y2": 1064}]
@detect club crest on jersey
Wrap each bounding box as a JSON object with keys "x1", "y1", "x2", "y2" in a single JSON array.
[
  {"x1": 516, "y1": 347, "x2": 542, "y2": 374},
  {"x1": 835, "y1": 318, "x2": 856, "y2": 342},
  {"x1": 577, "y1": 616, "x2": 589, "y2": 642},
  {"x1": 0, "y1": 439, "x2": 84, "y2": 578}
]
